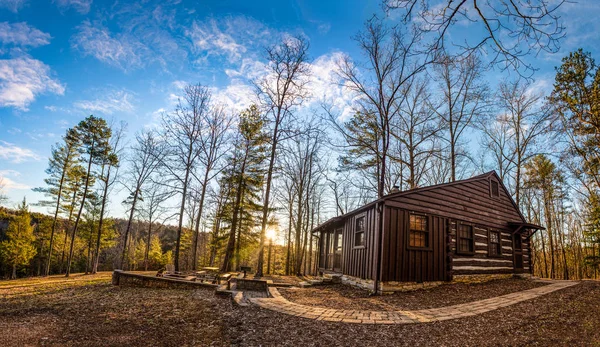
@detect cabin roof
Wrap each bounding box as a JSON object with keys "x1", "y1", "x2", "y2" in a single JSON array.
[{"x1": 312, "y1": 171, "x2": 536, "y2": 233}]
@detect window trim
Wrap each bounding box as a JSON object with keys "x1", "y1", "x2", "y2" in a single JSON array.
[
  {"x1": 456, "y1": 223, "x2": 475, "y2": 255},
  {"x1": 489, "y1": 178, "x2": 501, "y2": 199},
  {"x1": 353, "y1": 213, "x2": 366, "y2": 249},
  {"x1": 487, "y1": 229, "x2": 503, "y2": 258},
  {"x1": 406, "y1": 212, "x2": 433, "y2": 251}
]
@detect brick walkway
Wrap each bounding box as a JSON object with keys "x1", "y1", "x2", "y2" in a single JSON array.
[{"x1": 249, "y1": 280, "x2": 578, "y2": 324}]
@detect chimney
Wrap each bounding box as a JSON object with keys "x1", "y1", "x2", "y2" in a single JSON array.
[{"x1": 389, "y1": 185, "x2": 400, "y2": 194}]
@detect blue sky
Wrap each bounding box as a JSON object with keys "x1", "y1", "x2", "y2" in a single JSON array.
[{"x1": 0, "y1": 0, "x2": 599, "y2": 217}]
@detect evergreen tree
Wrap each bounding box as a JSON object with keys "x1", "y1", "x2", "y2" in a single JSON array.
[
  {"x1": 221, "y1": 105, "x2": 269, "y2": 272},
  {"x1": 33, "y1": 128, "x2": 79, "y2": 276},
  {"x1": 0, "y1": 198, "x2": 36, "y2": 279},
  {"x1": 65, "y1": 115, "x2": 113, "y2": 277}
]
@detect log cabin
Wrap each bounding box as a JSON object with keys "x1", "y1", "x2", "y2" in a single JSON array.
[{"x1": 312, "y1": 171, "x2": 543, "y2": 293}]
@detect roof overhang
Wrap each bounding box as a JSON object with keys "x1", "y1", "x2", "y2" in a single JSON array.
[
  {"x1": 311, "y1": 216, "x2": 344, "y2": 233},
  {"x1": 509, "y1": 222, "x2": 545, "y2": 240},
  {"x1": 508, "y1": 222, "x2": 545, "y2": 231}
]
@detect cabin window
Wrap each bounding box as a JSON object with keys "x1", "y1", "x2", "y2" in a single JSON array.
[
  {"x1": 488, "y1": 230, "x2": 502, "y2": 256},
  {"x1": 514, "y1": 233, "x2": 522, "y2": 250},
  {"x1": 354, "y1": 215, "x2": 365, "y2": 247},
  {"x1": 457, "y1": 224, "x2": 474, "y2": 254},
  {"x1": 409, "y1": 214, "x2": 429, "y2": 248},
  {"x1": 490, "y1": 180, "x2": 500, "y2": 198}
]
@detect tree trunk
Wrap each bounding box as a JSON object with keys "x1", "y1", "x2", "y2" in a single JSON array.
[
  {"x1": 66, "y1": 141, "x2": 95, "y2": 277},
  {"x1": 192, "y1": 176, "x2": 209, "y2": 271},
  {"x1": 120, "y1": 188, "x2": 139, "y2": 269},
  {"x1": 221, "y1": 172, "x2": 246, "y2": 272},
  {"x1": 257, "y1": 120, "x2": 281, "y2": 277},
  {"x1": 93, "y1": 166, "x2": 111, "y2": 274},
  {"x1": 174, "y1": 142, "x2": 194, "y2": 272},
  {"x1": 144, "y1": 222, "x2": 152, "y2": 271},
  {"x1": 45, "y1": 158, "x2": 69, "y2": 276}
]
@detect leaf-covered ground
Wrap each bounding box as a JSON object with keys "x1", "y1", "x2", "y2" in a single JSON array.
[
  {"x1": 278, "y1": 278, "x2": 548, "y2": 310},
  {"x1": 1, "y1": 273, "x2": 599, "y2": 346}
]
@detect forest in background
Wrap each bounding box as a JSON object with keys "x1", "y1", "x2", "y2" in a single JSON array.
[{"x1": 0, "y1": 0, "x2": 599, "y2": 281}]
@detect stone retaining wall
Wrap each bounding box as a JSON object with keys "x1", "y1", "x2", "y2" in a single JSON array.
[
  {"x1": 235, "y1": 278, "x2": 270, "y2": 291},
  {"x1": 112, "y1": 270, "x2": 218, "y2": 290}
]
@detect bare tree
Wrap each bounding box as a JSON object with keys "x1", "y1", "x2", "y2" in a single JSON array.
[
  {"x1": 140, "y1": 178, "x2": 174, "y2": 271},
  {"x1": 385, "y1": 0, "x2": 566, "y2": 76},
  {"x1": 329, "y1": 16, "x2": 430, "y2": 199},
  {"x1": 119, "y1": 129, "x2": 166, "y2": 269},
  {"x1": 390, "y1": 76, "x2": 441, "y2": 189},
  {"x1": 481, "y1": 79, "x2": 551, "y2": 205},
  {"x1": 190, "y1": 105, "x2": 232, "y2": 271},
  {"x1": 279, "y1": 123, "x2": 325, "y2": 275},
  {"x1": 162, "y1": 84, "x2": 211, "y2": 271},
  {"x1": 431, "y1": 53, "x2": 489, "y2": 182},
  {"x1": 254, "y1": 35, "x2": 311, "y2": 277}
]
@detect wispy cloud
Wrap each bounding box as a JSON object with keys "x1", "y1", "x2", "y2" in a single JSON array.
[
  {"x1": 7, "y1": 127, "x2": 21, "y2": 134},
  {"x1": 73, "y1": 89, "x2": 136, "y2": 115},
  {"x1": 0, "y1": 141, "x2": 41, "y2": 163},
  {"x1": 186, "y1": 16, "x2": 271, "y2": 64},
  {"x1": 71, "y1": 20, "x2": 144, "y2": 72},
  {"x1": 0, "y1": 56, "x2": 65, "y2": 110},
  {"x1": 0, "y1": 0, "x2": 27, "y2": 12},
  {"x1": 0, "y1": 22, "x2": 51, "y2": 47},
  {"x1": 0, "y1": 170, "x2": 29, "y2": 190},
  {"x1": 55, "y1": 0, "x2": 92, "y2": 14}
]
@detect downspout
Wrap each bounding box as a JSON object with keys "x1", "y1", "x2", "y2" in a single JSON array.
[{"x1": 373, "y1": 200, "x2": 384, "y2": 295}]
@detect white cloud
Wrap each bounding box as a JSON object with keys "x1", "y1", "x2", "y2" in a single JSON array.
[
  {"x1": 74, "y1": 90, "x2": 136, "y2": 115},
  {"x1": 186, "y1": 16, "x2": 271, "y2": 64},
  {"x1": 7, "y1": 127, "x2": 20, "y2": 134},
  {"x1": 0, "y1": 141, "x2": 41, "y2": 163},
  {"x1": 55, "y1": 0, "x2": 92, "y2": 14},
  {"x1": 0, "y1": 0, "x2": 26, "y2": 12},
  {"x1": 0, "y1": 169, "x2": 20, "y2": 177},
  {"x1": 71, "y1": 20, "x2": 144, "y2": 72},
  {"x1": 0, "y1": 22, "x2": 51, "y2": 47},
  {"x1": 212, "y1": 81, "x2": 256, "y2": 113},
  {"x1": 0, "y1": 57, "x2": 65, "y2": 110},
  {"x1": 224, "y1": 58, "x2": 267, "y2": 80},
  {"x1": 307, "y1": 52, "x2": 358, "y2": 119},
  {"x1": 0, "y1": 175, "x2": 30, "y2": 190}
]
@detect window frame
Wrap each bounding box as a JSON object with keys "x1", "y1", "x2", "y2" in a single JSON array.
[
  {"x1": 487, "y1": 229, "x2": 502, "y2": 258},
  {"x1": 353, "y1": 213, "x2": 366, "y2": 249},
  {"x1": 513, "y1": 233, "x2": 523, "y2": 251},
  {"x1": 406, "y1": 213, "x2": 432, "y2": 251},
  {"x1": 489, "y1": 178, "x2": 501, "y2": 199},
  {"x1": 456, "y1": 223, "x2": 475, "y2": 255}
]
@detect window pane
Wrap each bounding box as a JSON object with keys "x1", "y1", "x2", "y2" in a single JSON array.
[
  {"x1": 491, "y1": 181, "x2": 499, "y2": 197},
  {"x1": 355, "y1": 231, "x2": 364, "y2": 247},
  {"x1": 356, "y1": 217, "x2": 365, "y2": 232},
  {"x1": 490, "y1": 232, "x2": 499, "y2": 244}
]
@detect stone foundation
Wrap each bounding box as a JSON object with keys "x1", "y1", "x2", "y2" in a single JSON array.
[
  {"x1": 341, "y1": 275, "x2": 375, "y2": 291},
  {"x1": 380, "y1": 281, "x2": 443, "y2": 294},
  {"x1": 112, "y1": 270, "x2": 217, "y2": 290},
  {"x1": 340, "y1": 274, "x2": 443, "y2": 294},
  {"x1": 452, "y1": 273, "x2": 513, "y2": 284}
]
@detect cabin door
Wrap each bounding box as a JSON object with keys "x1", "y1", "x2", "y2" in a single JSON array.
[
  {"x1": 513, "y1": 233, "x2": 524, "y2": 273},
  {"x1": 333, "y1": 228, "x2": 343, "y2": 272}
]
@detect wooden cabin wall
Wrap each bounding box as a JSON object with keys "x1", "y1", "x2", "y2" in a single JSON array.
[
  {"x1": 340, "y1": 205, "x2": 379, "y2": 280},
  {"x1": 448, "y1": 222, "x2": 513, "y2": 275},
  {"x1": 448, "y1": 222, "x2": 532, "y2": 275},
  {"x1": 380, "y1": 206, "x2": 447, "y2": 282},
  {"x1": 385, "y1": 178, "x2": 523, "y2": 230}
]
